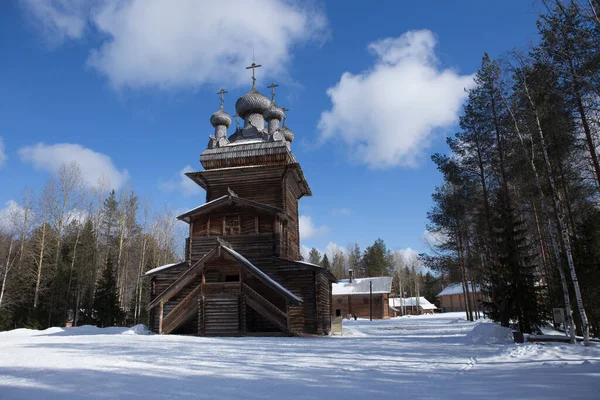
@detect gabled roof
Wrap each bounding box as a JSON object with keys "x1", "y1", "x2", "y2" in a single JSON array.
[
  {"x1": 332, "y1": 276, "x2": 393, "y2": 296},
  {"x1": 389, "y1": 297, "x2": 437, "y2": 310},
  {"x1": 146, "y1": 238, "x2": 302, "y2": 310},
  {"x1": 274, "y1": 258, "x2": 337, "y2": 282},
  {"x1": 223, "y1": 247, "x2": 301, "y2": 303},
  {"x1": 177, "y1": 189, "x2": 287, "y2": 223},
  {"x1": 437, "y1": 282, "x2": 481, "y2": 297},
  {"x1": 144, "y1": 261, "x2": 188, "y2": 277}
]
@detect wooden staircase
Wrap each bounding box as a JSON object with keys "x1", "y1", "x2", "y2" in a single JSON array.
[
  {"x1": 242, "y1": 283, "x2": 289, "y2": 333},
  {"x1": 202, "y1": 295, "x2": 239, "y2": 336},
  {"x1": 160, "y1": 284, "x2": 202, "y2": 334}
]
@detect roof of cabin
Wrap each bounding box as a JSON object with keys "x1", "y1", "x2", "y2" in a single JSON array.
[
  {"x1": 144, "y1": 261, "x2": 188, "y2": 277},
  {"x1": 274, "y1": 258, "x2": 337, "y2": 282},
  {"x1": 144, "y1": 238, "x2": 302, "y2": 306},
  {"x1": 177, "y1": 189, "x2": 287, "y2": 223},
  {"x1": 437, "y1": 282, "x2": 481, "y2": 297},
  {"x1": 222, "y1": 246, "x2": 301, "y2": 303},
  {"x1": 389, "y1": 297, "x2": 437, "y2": 310},
  {"x1": 332, "y1": 276, "x2": 393, "y2": 296}
]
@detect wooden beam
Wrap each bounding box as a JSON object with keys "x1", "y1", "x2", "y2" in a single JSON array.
[
  {"x1": 207, "y1": 217, "x2": 210, "y2": 236},
  {"x1": 159, "y1": 301, "x2": 164, "y2": 334},
  {"x1": 255, "y1": 216, "x2": 259, "y2": 234}
]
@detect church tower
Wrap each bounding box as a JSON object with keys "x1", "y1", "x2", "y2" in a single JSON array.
[{"x1": 144, "y1": 64, "x2": 334, "y2": 337}]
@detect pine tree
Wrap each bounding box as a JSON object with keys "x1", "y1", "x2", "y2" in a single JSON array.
[
  {"x1": 321, "y1": 254, "x2": 331, "y2": 271},
  {"x1": 308, "y1": 248, "x2": 321, "y2": 265},
  {"x1": 94, "y1": 258, "x2": 122, "y2": 328},
  {"x1": 361, "y1": 238, "x2": 393, "y2": 277}
]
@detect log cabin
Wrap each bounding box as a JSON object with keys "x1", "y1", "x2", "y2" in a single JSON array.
[
  {"x1": 437, "y1": 282, "x2": 482, "y2": 312},
  {"x1": 144, "y1": 69, "x2": 335, "y2": 336},
  {"x1": 331, "y1": 274, "x2": 392, "y2": 320}
]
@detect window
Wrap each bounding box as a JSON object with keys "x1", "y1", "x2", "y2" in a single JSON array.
[
  {"x1": 224, "y1": 275, "x2": 239, "y2": 282},
  {"x1": 336, "y1": 298, "x2": 342, "y2": 304},
  {"x1": 363, "y1": 297, "x2": 369, "y2": 304},
  {"x1": 224, "y1": 215, "x2": 240, "y2": 235},
  {"x1": 335, "y1": 309, "x2": 341, "y2": 317}
]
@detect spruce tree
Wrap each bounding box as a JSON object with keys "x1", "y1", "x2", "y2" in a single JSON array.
[{"x1": 94, "y1": 258, "x2": 122, "y2": 327}]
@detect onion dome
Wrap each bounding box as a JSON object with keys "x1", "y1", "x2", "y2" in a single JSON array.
[
  {"x1": 280, "y1": 124, "x2": 294, "y2": 142},
  {"x1": 235, "y1": 89, "x2": 271, "y2": 118},
  {"x1": 263, "y1": 102, "x2": 285, "y2": 121},
  {"x1": 210, "y1": 107, "x2": 232, "y2": 128}
]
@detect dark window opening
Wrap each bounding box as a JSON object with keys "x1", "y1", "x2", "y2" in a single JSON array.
[
  {"x1": 225, "y1": 215, "x2": 240, "y2": 236},
  {"x1": 335, "y1": 309, "x2": 341, "y2": 317},
  {"x1": 224, "y1": 274, "x2": 239, "y2": 282}
]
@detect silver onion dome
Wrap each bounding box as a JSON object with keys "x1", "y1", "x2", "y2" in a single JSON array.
[
  {"x1": 280, "y1": 124, "x2": 294, "y2": 142},
  {"x1": 210, "y1": 107, "x2": 232, "y2": 128},
  {"x1": 235, "y1": 89, "x2": 271, "y2": 118},
  {"x1": 263, "y1": 102, "x2": 285, "y2": 121}
]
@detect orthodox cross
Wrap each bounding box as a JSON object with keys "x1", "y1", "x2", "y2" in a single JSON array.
[
  {"x1": 282, "y1": 107, "x2": 289, "y2": 124},
  {"x1": 246, "y1": 62, "x2": 262, "y2": 89},
  {"x1": 267, "y1": 82, "x2": 279, "y2": 101},
  {"x1": 217, "y1": 88, "x2": 228, "y2": 108}
]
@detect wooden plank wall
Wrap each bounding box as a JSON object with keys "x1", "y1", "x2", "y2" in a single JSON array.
[
  {"x1": 331, "y1": 293, "x2": 388, "y2": 320},
  {"x1": 201, "y1": 166, "x2": 288, "y2": 207},
  {"x1": 315, "y1": 272, "x2": 332, "y2": 334}
]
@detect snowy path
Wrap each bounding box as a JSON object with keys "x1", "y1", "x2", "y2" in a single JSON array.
[{"x1": 0, "y1": 313, "x2": 599, "y2": 399}]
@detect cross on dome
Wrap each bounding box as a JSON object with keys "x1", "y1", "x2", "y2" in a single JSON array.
[
  {"x1": 217, "y1": 88, "x2": 228, "y2": 108},
  {"x1": 267, "y1": 82, "x2": 279, "y2": 101},
  {"x1": 246, "y1": 62, "x2": 262, "y2": 89}
]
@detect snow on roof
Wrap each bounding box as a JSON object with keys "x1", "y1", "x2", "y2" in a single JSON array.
[
  {"x1": 389, "y1": 297, "x2": 437, "y2": 310},
  {"x1": 144, "y1": 262, "x2": 187, "y2": 276},
  {"x1": 178, "y1": 195, "x2": 228, "y2": 219},
  {"x1": 221, "y1": 245, "x2": 302, "y2": 303},
  {"x1": 437, "y1": 282, "x2": 481, "y2": 297},
  {"x1": 332, "y1": 276, "x2": 393, "y2": 296},
  {"x1": 224, "y1": 138, "x2": 265, "y2": 146}
]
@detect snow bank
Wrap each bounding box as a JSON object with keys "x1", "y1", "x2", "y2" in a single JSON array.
[{"x1": 466, "y1": 322, "x2": 513, "y2": 344}]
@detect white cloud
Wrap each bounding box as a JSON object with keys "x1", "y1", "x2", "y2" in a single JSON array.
[
  {"x1": 299, "y1": 215, "x2": 329, "y2": 240},
  {"x1": 20, "y1": 0, "x2": 90, "y2": 46},
  {"x1": 0, "y1": 200, "x2": 25, "y2": 233},
  {"x1": 422, "y1": 229, "x2": 449, "y2": 248},
  {"x1": 21, "y1": 0, "x2": 328, "y2": 90},
  {"x1": 159, "y1": 165, "x2": 202, "y2": 197},
  {"x1": 18, "y1": 143, "x2": 129, "y2": 189},
  {"x1": 318, "y1": 30, "x2": 474, "y2": 168},
  {"x1": 0, "y1": 137, "x2": 6, "y2": 168},
  {"x1": 324, "y1": 241, "x2": 347, "y2": 260},
  {"x1": 300, "y1": 244, "x2": 311, "y2": 261}
]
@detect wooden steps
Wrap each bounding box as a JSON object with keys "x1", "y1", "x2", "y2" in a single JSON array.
[{"x1": 202, "y1": 295, "x2": 239, "y2": 336}]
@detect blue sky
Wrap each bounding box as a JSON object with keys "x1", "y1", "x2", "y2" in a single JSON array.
[{"x1": 0, "y1": 0, "x2": 541, "y2": 259}]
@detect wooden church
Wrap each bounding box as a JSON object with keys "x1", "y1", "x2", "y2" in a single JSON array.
[{"x1": 144, "y1": 65, "x2": 335, "y2": 336}]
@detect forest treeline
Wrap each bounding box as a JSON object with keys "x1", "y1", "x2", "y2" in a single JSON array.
[
  {"x1": 422, "y1": 1, "x2": 600, "y2": 345},
  {"x1": 0, "y1": 163, "x2": 182, "y2": 330}
]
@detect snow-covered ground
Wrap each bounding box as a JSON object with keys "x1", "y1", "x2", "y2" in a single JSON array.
[{"x1": 1, "y1": 313, "x2": 599, "y2": 399}]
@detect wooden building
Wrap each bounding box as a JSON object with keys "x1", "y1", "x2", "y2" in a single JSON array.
[
  {"x1": 388, "y1": 297, "x2": 437, "y2": 316},
  {"x1": 331, "y1": 276, "x2": 392, "y2": 319},
  {"x1": 144, "y1": 71, "x2": 335, "y2": 336},
  {"x1": 437, "y1": 282, "x2": 482, "y2": 312}
]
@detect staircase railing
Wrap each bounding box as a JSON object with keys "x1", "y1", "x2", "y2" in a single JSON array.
[
  {"x1": 161, "y1": 283, "x2": 203, "y2": 334},
  {"x1": 242, "y1": 283, "x2": 288, "y2": 332}
]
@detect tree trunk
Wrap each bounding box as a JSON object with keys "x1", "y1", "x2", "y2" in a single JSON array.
[
  {"x1": 503, "y1": 92, "x2": 578, "y2": 343},
  {"x1": 0, "y1": 237, "x2": 15, "y2": 308},
  {"x1": 523, "y1": 79, "x2": 590, "y2": 345},
  {"x1": 63, "y1": 221, "x2": 81, "y2": 325}
]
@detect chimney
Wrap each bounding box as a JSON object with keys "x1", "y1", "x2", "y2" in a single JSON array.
[{"x1": 348, "y1": 269, "x2": 353, "y2": 283}]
